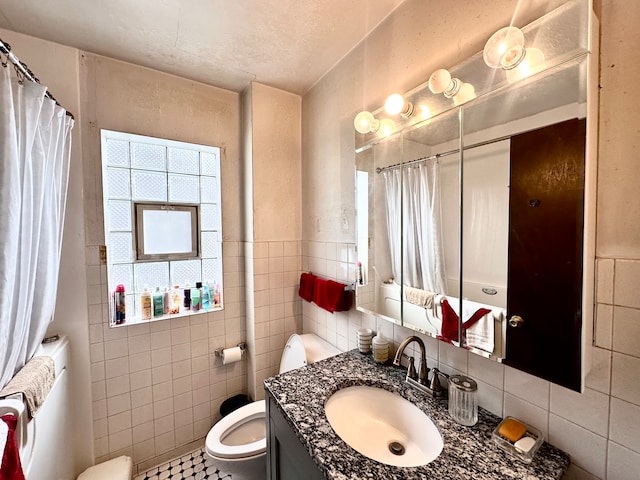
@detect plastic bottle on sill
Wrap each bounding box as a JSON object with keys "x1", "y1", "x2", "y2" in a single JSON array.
[
  {"x1": 140, "y1": 287, "x2": 152, "y2": 320},
  {"x1": 202, "y1": 282, "x2": 211, "y2": 311},
  {"x1": 170, "y1": 285, "x2": 181, "y2": 314},
  {"x1": 153, "y1": 287, "x2": 164, "y2": 317},
  {"x1": 183, "y1": 282, "x2": 191, "y2": 311},
  {"x1": 163, "y1": 287, "x2": 171, "y2": 315},
  {"x1": 191, "y1": 282, "x2": 202, "y2": 311},
  {"x1": 113, "y1": 284, "x2": 126, "y2": 325},
  {"x1": 213, "y1": 283, "x2": 221, "y2": 307}
]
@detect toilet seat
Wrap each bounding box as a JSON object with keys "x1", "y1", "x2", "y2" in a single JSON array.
[{"x1": 205, "y1": 400, "x2": 267, "y2": 460}]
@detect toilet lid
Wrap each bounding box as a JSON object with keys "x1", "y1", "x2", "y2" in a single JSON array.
[
  {"x1": 206, "y1": 400, "x2": 266, "y2": 460},
  {"x1": 279, "y1": 334, "x2": 307, "y2": 374}
]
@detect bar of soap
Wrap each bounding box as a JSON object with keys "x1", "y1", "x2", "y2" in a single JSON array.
[
  {"x1": 515, "y1": 436, "x2": 536, "y2": 454},
  {"x1": 498, "y1": 418, "x2": 527, "y2": 442}
]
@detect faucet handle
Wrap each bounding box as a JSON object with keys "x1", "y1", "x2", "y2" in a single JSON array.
[
  {"x1": 429, "y1": 368, "x2": 449, "y2": 397},
  {"x1": 407, "y1": 356, "x2": 418, "y2": 381}
]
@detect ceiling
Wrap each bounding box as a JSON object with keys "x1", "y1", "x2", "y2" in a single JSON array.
[{"x1": 0, "y1": 0, "x2": 405, "y2": 95}]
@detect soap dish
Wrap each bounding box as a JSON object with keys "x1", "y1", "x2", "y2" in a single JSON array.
[{"x1": 492, "y1": 416, "x2": 544, "y2": 464}]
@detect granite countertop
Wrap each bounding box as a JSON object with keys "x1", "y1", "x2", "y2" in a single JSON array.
[{"x1": 264, "y1": 350, "x2": 570, "y2": 480}]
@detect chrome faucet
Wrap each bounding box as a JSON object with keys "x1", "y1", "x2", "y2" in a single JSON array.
[
  {"x1": 393, "y1": 336, "x2": 429, "y2": 386},
  {"x1": 393, "y1": 335, "x2": 448, "y2": 399}
]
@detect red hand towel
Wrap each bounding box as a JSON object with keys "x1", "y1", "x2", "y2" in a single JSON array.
[
  {"x1": 437, "y1": 300, "x2": 492, "y2": 346},
  {"x1": 437, "y1": 298, "x2": 459, "y2": 344},
  {"x1": 312, "y1": 277, "x2": 327, "y2": 308},
  {"x1": 312, "y1": 278, "x2": 350, "y2": 313},
  {"x1": 298, "y1": 272, "x2": 316, "y2": 302},
  {"x1": 1, "y1": 414, "x2": 25, "y2": 480}
]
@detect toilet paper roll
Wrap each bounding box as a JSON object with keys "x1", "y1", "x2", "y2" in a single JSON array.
[{"x1": 222, "y1": 346, "x2": 243, "y2": 365}]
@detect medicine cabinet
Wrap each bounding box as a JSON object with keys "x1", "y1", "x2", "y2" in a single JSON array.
[{"x1": 354, "y1": 0, "x2": 597, "y2": 391}]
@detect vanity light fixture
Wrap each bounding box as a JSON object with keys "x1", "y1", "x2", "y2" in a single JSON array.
[
  {"x1": 416, "y1": 104, "x2": 432, "y2": 121},
  {"x1": 453, "y1": 82, "x2": 477, "y2": 106},
  {"x1": 483, "y1": 26, "x2": 527, "y2": 70},
  {"x1": 377, "y1": 118, "x2": 396, "y2": 138},
  {"x1": 505, "y1": 47, "x2": 546, "y2": 82},
  {"x1": 354, "y1": 111, "x2": 396, "y2": 137},
  {"x1": 384, "y1": 93, "x2": 415, "y2": 118},
  {"x1": 354, "y1": 110, "x2": 380, "y2": 134},
  {"x1": 428, "y1": 69, "x2": 461, "y2": 98}
]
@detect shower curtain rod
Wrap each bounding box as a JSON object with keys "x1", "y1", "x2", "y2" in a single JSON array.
[
  {"x1": 375, "y1": 133, "x2": 512, "y2": 173},
  {"x1": 0, "y1": 38, "x2": 74, "y2": 119}
]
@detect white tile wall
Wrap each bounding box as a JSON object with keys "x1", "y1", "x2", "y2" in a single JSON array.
[
  {"x1": 302, "y1": 242, "x2": 640, "y2": 479},
  {"x1": 246, "y1": 240, "x2": 302, "y2": 401},
  {"x1": 87, "y1": 242, "x2": 247, "y2": 474}
]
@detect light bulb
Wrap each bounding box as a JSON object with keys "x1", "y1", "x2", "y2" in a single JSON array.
[
  {"x1": 428, "y1": 68, "x2": 460, "y2": 98},
  {"x1": 384, "y1": 93, "x2": 414, "y2": 118},
  {"x1": 416, "y1": 105, "x2": 432, "y2": 121},
  {"x1": 354, "y1": 111, "x2": 380, "y2": 134},
  {"x1": 385, "y1": 94, "x2": 404, "y2": 114},
  {"x1": 428, "y1": 69, "x2": 452, "y2": 94},
  {"x1": 453, "y1": 82, "x2": 476, "y2": 106},
  {"x1": 376, "y1": 118, "x2": 396, "y2": 138},
  {"x1": 483, "y1": 26, "x2": 526, "y2": 70},
  {"x1": 506, "y1": 48, "x2": 546, "y2": 83}
]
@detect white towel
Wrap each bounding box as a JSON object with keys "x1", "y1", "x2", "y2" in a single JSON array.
[
  {"x1": 436, "y1": 297, "x2": 503, "y2": 353},
  {"x1": 0, "y1": 356, "x2": 55, "y2": 418},
  {"x1": 405, "y1": 286, "x2": 436, "y2": 308},
  {"x1": 462, "y1": 299, "x2": 504, "y2": 354}
]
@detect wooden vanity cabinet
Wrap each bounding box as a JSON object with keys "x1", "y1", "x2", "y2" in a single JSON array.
[{"x1": 266, "y1": 392, "x2": 324, "y2": 480}]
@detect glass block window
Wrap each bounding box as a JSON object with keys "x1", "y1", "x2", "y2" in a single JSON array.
[{"x1": 101, "y1": 130, "x2": 223, "y2": 326}]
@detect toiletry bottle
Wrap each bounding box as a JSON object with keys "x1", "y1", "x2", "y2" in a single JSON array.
[
  {"x1": 183, "y1": 282, "x2": 191, "y2": 311},
  {"x1": 170, "y1": 285, "x2": 181, "y2": 314},
  {"x1": 191, "y1": 283, "x2": 202, "y2": 311},
  {"x1": 356, "y1": 262, "x2": 363, "y2": 285},
  {"x1": 113, "y1": 284, "x2": 126, "y2": 325},
  {"x1": 202, "y1": 282, "x2": 210, "y2": 311},
  {"x1": 141, "y1": 287, "x2": 152, "y2": 320},
  {"x1": 163, "y1": 287, "x2": 170, "y2": 315},
  {"x1": 153, "y1": 287, "x2": 164, "y2": 317},
  {"x1": 372, "y1": 333, "x2": 389, "y2": 363},
  {"x1": 213, "y1": 283, "x2": 221, "y2": 307}
]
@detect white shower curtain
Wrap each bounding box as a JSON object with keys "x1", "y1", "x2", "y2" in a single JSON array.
[
  {"x1": 0, "y1": 65, "x2": 73, "y2": 390},
  {"x1": 382, "y1": 161, "x2": 447, "y2": 293}
]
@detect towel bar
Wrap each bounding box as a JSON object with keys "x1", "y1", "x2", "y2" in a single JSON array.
[{"x1": 307, "y1": 271, "x2": 355, "y2": 291}]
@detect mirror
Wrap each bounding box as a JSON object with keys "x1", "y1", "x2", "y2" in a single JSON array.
[{"x1": 354, "y1": 0, "x2": 594, "y2": 391}]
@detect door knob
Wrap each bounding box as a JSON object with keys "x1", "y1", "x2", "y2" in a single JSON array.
[{"x1": 509, "y1": 315, "x2": 524, "y2": 328}]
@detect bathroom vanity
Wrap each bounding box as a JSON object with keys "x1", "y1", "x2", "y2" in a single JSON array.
[{"x1": 264, "y1": 351, "x2": 569, "y2": 480}]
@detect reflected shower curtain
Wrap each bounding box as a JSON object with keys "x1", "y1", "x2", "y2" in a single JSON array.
[
  {"x1": 0, "y1": 65, "x2": 73, "y2": 389},
  {"x1": 382, "y1": 162, "x2": 447, "y2": 293}
]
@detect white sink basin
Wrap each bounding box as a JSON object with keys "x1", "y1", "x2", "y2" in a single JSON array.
[{"x1": 324, "y1": 385, "x2": 443, "y2": 467}]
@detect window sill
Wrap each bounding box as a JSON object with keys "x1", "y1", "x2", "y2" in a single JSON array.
[{"x1": 109, "y1": 305, "x2": 223, "y2": 328}]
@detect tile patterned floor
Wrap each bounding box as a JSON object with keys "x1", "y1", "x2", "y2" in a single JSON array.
[{"x1": 134, "y1": 448, "x2": 232, "y2": 480}]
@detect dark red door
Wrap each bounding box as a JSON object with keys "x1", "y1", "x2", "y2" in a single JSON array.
[{"x1": 505, "y1": 118, "x2": 586, "y2": 391}]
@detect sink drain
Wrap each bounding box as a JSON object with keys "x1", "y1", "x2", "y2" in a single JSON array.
[{"x1": 388, "y1": 441, "x2": 406, "y2": 456}]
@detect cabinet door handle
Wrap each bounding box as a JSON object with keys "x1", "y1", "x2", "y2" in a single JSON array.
[{"x1": 509, "y1": 315, "x2": 525, "y2": 328}]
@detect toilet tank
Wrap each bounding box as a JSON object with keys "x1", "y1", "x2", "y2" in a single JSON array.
[
  {"x1": 299, "y1": 333, "x2": 341, "y2": 363},
  {"x1": 278, "y1": 334, "x2": 341, "y2": 374}
]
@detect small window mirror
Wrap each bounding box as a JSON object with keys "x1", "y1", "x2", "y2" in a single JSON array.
[{"x1": 135, "y1": 203, "x2": 199, "y2": 260}]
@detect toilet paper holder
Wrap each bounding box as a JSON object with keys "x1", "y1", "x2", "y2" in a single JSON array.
[{"x1": 214, "y1": 342, "x2": 247, "y2": 357}]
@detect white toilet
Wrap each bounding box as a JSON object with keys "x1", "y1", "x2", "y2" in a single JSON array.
[{"x1": 205, "y1": 333, "x2": 341, "y2": 480}]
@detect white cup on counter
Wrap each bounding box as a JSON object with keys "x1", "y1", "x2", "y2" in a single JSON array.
[{"x1": 356, "y1": 328, "x2": 374, "y2": 353}]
